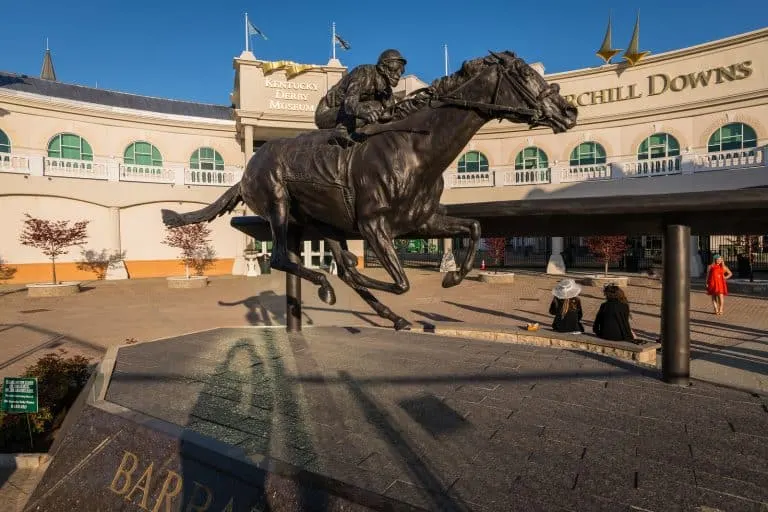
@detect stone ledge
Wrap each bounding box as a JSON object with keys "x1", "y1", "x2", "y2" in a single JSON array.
[
  {"x1": 26, "y1": 282, "x2": 81, "y2": 297},
  {"x1": 413, "y1": 323, "x2": 659, "y2": 364},
  {"x1": 0, "y1": 453, "x2": 51, "y2": 468},
  {"x1": 727, "y1": 279, "x2": 768, "y2": 296},
  {"x1": 478, "y1": 271, "x2": 515, "y2": 284},
  {"x1": 580, "y1": 275, "x2": 630, "y2": 288},
  {"x1": 166, "y1": 276, "x2": 209, "y2": 289}
]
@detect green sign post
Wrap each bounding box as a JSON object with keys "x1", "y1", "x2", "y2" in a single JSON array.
[{"x1": 1, "y1": 377, "x2": 39, "y2": 414}]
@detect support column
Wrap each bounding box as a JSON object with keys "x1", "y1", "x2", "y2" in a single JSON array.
[
  {"x1": 547, "y1": 236, "x2": 566, "y2": 275},
  {"x1": 232, "y1": 124, "x2": 256, "y2": 276},
  {"x1": 440, "y1": 238, "x2": 457, "y2": 272},
  {"x1": 286, "y1": 231, "x2": 302, "y2": 333},
  {"x1": 105, "y1": 207, "x2": 128, "y2": 280},
  {"x1": 690, "y1": 235, "x2": 703, "y2": 277},
  {"x1": 661, "y1": 224, "x2": 691, "y2": 386}
]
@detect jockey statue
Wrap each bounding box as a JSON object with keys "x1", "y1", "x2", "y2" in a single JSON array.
[{"x1": 314, "y1": 49, "x2": 407, "y2": 146}]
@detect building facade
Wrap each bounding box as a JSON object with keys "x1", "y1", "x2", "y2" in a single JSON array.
[{"x1": 1, "y1": 28, "x2": 766, "y2": 284}]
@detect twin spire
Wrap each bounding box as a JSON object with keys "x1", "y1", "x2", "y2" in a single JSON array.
[{"x1": 596, "y1": 11, "x2": 650, "y2": 66}]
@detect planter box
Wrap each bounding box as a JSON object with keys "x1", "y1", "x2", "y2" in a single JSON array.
[
  {"x1": 581, "y1": 275, "x2": 630, "y2": 288},
  {"x1": 478, "y1": 271, "x2": 515, "y2": 284},
  {"x1": 167, "y1": 276, "x2": 208, "y2": 289},
  {"x1": 26, "y1": 282, "x2": 81, "y2": 297}
]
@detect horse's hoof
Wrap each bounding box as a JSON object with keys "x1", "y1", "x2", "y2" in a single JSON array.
[
  {"x1": 442, "y1": 271, "x2": 463, "y2": 288},
  {"x1": 394, "y1": 317, "x2": 412, "y2": 331},
  {"x1": 342, "y1": 250, "x2": 359, "y2": 268},
  {"x1": 318, "y1": 284, "x2": 336, "y2": 305}
]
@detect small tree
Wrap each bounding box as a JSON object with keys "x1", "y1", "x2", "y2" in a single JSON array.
[
  {"x1": 486, "y1": 238, "x2": 507, "y2": 266},
  {"x1": 163, "y1": 223, "x2": 215, "y2": 279},
  {"x1": 19, "y1": 214, "x2": 89, "y2": 284},
  {"x1": 0, "y1": 256, "x2": 17, "y2": 283},
  {"x1": 586, "y1": 236, "x2": 629, "y2": 276}
]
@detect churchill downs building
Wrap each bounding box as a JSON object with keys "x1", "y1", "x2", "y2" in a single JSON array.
[{"x1": 1, "y1": 27, "x2": 766, "y2": 284}]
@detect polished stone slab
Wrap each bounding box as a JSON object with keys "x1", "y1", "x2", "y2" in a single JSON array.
[{"x1": 27, "y1": 327, "x2": 768, "y2": 511}]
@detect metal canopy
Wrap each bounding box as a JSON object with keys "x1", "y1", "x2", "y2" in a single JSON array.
[{"x1": 231, "y1": 187, "x2": 768, "y2": 239}]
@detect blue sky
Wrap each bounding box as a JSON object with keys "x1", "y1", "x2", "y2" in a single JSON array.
[{"x1": 2, "y1": 0, "x2": 766, "y2": 105}]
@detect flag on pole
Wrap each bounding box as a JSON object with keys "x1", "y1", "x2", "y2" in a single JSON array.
[
  {"x1": 248, "y1": 19, "x2": 268, "y2": 40},
  {"x1": 334, "y1": 34, "x2": 351, "y2": 50}
]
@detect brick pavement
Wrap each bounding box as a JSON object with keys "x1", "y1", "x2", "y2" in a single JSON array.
[
  {"x1": 1, "y1": 269, "x2": 767, "y2": 511},
  {"x1": 94, "y1": 327, "x2": 766, "y2": 511},
  {"x1": 1, "y1": 269, "x2": 766, "y2": 392}
]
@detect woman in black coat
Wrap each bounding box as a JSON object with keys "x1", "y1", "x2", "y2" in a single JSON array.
[
  {"x1": 593, "y1": 284, "x2": 636, "y2": 342},
  {"x1": 549, "y1": 279, "x2": 585, "y2": 333}
]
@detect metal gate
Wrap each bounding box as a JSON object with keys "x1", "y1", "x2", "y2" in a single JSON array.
[{"x1": 364, "y1": 239, "x2": 444, "y2": 268}]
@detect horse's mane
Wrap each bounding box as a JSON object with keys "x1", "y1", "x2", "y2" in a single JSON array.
[{"x1": 384, "y1": 53, "x2": 511, "y2": 123}]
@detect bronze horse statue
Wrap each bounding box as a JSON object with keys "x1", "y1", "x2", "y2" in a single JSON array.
[{"x1": 162, "y1": 51, "x2": 577, "y2": 330}]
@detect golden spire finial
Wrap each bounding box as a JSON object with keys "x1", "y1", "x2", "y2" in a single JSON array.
[
  {"x1": 623, "y1": 11, "x2": 650, "y2": 66},
  {"x1": 596, "y1": 11, "x2": 621, "y2": 64}
]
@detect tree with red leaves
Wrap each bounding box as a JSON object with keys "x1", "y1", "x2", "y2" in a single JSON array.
[
  {"x1": 19, "y1": 214, "x2": 90, "y2": 284},
  {"x1": 585, "y1": 236, "x2": 629, "y2": 276},
  {"x1": 163, "y1": 223, "x2": 216, "y2": 279},
  {"x1": 486, "y1": 238, "x2": 507, "y2": 266}
]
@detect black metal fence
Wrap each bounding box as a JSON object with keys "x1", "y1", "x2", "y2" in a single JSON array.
[{"x1": 363, "y1": 234, "x2": 768, "y2": 275}]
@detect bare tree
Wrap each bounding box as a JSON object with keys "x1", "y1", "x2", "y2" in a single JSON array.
[
  {"x1": 486, "y1": 238, "x2": 507, "y2": 266},
  {"x1": 0, "y1": 256, "x2": 17, "y2": 282},
  {"x1": 586, "y1": 236, "x2": 629, "y2": 277},
  {"x1": 19, "y1": 214, "x2": 89, "y2": 284},
  {"x1": 163, "y1": 224, "x2": 216, "y2": 279}
]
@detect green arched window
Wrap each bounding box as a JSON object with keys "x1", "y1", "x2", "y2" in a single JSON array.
[
  {"x1": 707, "y1": 123, "x2": 757, "y2": 153},
  {"x1": 0, "y1": 129, "x2": 10, "y2": 153},
  {"x1": 514, "y1": 147, "x2": 549, "y2": 169},
  {"x1": 637, "y1": 133, "x2": 680, "y2": 160},
  {"x1": 569, "y1": 142, "x2": 606, "y2": 166},
  {"x1": 48, "y1": 133, "x2": 93, "y2": 161},
  {"x1": 124, "y1": 141, "x2": 163, "y2": 166},
  {"x1": 457, "y1": 151, "x2": 489, "y2": 173},
  {"x1": 190, "y1": 147, "x2": 224, "y2": 171}
]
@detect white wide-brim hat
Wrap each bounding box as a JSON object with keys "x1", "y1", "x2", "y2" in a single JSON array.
[{"x1": 552, "y1": 278, "x2": 582, "y2": 299}]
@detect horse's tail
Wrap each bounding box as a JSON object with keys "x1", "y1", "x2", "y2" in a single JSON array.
[{"x1": 161, "y1": 183, "x2": 243, "y2": 227}]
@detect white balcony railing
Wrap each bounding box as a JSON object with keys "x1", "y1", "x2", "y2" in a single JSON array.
[
  {"x1": 0, "y1": 153, "x2": 30, "y2": 175},
  {"x1": 184, "y1": 168, "x2": 241, "y2": 186},
  {"x1": 561, "y1": 163, "x2": 611, "y2": 183},
  {"x1": 119, "y1": 164, "x2": 175, "y2": 184},
  {"x1": 695, "y1": 148, "x2": 764, "y2": 171},
  {"x1": 446, "y1": 171, "x2": 494, "y2": 188},
  {"x1": 503, "y1": 168, "x2": 551, "y2": 186},
  {"x1": 44, "y1": 157, "x2": 107, "y2": 180},
  {"x1": 623, "y1": 156, "x2": 682, "y2": 178}
]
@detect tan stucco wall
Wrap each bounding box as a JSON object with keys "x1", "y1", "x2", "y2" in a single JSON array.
[{"x1": 1, "y1": 28, "x2": 767, "y2": 283}]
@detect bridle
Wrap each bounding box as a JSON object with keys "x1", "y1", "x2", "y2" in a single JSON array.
[{"x1": 429, "y1": 53, "x2": 558, "y2": 125}]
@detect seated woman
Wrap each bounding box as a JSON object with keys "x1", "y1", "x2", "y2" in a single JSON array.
[
  {"x1": 549, "y1": 279, "x2": 585, "y2": 333},
  {"x1": 593, "y1": 284, "x2": 637, "y2": 342}
]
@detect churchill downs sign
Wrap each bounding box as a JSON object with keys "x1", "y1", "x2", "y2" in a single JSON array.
[{"x1": 563, "y1": 60, "x2": 753, "y2": 108}]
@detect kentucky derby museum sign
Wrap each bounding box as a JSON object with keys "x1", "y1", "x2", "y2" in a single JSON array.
[{"x1": 264, "y1": 78, "x2": 318, "y2": 112}]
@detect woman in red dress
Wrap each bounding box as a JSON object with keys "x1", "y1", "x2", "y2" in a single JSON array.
[{"x1": 706, "y1": 254, "x2": 732, "y2": 315}]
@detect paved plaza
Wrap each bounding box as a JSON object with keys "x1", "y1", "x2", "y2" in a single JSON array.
[{"x1": 1, "y1": 269, "x2": 767, "y2": 511}]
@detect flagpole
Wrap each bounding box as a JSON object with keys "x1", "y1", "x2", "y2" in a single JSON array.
[
  {"x1": 444, "y1": 44, "x2": 448, "y2": 76},
  {"x1": 245, "y1": 13, "x2": 249, "y2": 52},
  {"x1": 332, "y1": 22, "x2": 336, "y2": 60}
]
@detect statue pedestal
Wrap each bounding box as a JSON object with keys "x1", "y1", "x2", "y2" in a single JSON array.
[
  {"x1": 244, "y1": 253, "x2": 261, "y2": 277},
  {"x1": 440, "y1": 251, "x2": 457, "y2": 273},
  {"x1": 105, "y1": 260, "x2": 129, "y2": 280}
]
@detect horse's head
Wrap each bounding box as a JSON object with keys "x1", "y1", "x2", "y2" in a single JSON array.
[{"x1": 476, "y1": 51, "x2": 577, "y2": 133}]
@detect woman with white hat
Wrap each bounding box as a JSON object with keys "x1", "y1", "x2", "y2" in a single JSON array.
[{"x1": 549, "y1": 278, "x2": 585, "y2": 334}]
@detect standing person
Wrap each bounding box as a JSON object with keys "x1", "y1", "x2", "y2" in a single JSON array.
[
  {"x1": 549, "y1": 279, "x2": 585, "y2": 334},
  {"x1": 593, "y1": 284, "x2": 637, "y2": 342},
  {"x1": 706, "y1": 253, "x2": 732, "y2": 315}
]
